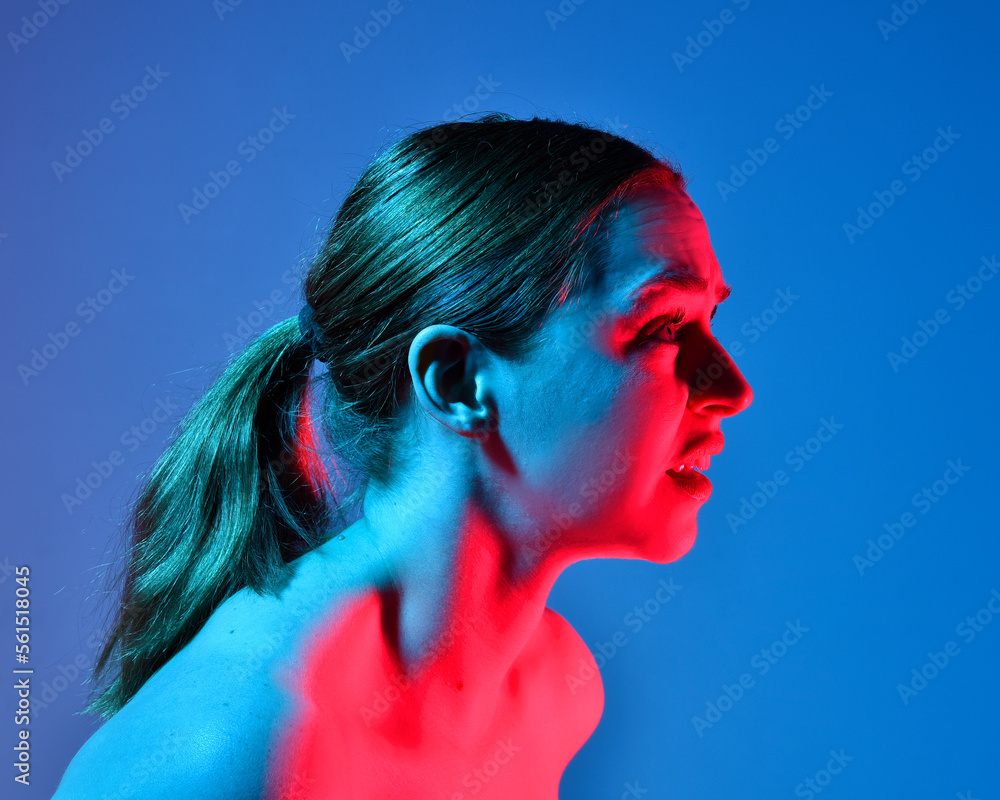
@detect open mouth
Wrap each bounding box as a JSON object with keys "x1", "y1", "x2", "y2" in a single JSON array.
[
  {"x1": 666, "y1": 452, "x2": 711, "y2": 479},
  {"x1": 666, "y1": 463, "x2": 704, "y2": 479},
  {"x1": 663, "y1": 434, "x2": 722, "y2": 501},
  {"x1": 664, "y1": 455, "x2": 714, "y2": 501}
]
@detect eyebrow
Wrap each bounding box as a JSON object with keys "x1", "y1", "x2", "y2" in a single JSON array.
[{"x1": 625, "y1": 267, "x2": 732, "y2": 310}]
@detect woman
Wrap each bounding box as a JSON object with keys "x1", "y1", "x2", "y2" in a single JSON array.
[{"x1": 53, "y1": 113, "x2": 752, "y2": 799}]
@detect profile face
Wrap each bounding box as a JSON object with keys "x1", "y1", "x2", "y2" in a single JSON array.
[{"x1": 489, "y1": 186, "x2": 753, "y2": 566}]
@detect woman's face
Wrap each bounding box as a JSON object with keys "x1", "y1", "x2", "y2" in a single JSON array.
[{"x1": 489, "y1": 186, "x2": 753, "y2": 566}]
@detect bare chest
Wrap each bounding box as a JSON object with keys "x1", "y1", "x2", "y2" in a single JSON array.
[{"x1": 259, "y1": 592, "x2": 605, "y2": 800}]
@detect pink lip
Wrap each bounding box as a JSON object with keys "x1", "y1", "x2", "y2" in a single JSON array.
[
  {"x1": 665, "y1": 468, "x2": 712, "y2": 501},
  {"x1": 669, "y1": 432, "x2": 725, "y2": 472}
]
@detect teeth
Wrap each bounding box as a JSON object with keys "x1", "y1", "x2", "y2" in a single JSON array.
[{"x1": 672, "y1": 457, "x2": 710, "y2": 472}]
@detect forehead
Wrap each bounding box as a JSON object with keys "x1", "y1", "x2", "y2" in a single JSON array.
[{"x1": 600, "y1": 188, "x2": 723, "y2": 305}]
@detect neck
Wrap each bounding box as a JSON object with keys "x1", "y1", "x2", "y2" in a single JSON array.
[{"x1": 353, "y1": 479, "x2": 575, "y2": 746}]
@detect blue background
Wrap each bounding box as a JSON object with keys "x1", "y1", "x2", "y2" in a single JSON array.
[{"x1": 4, "y1": 0, "x2": 998, "y2": 797}]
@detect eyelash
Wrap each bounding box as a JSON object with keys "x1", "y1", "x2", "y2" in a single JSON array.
[{"x1": 639, "y1": 307, "x2": 718, "y2": 346}]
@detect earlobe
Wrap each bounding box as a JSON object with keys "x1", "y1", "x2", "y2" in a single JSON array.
[
  {"x1": 466, "y1": 396, "x2": 497, "y2": 439},
  {"x1": 408, "y1": 325, "x2": 496, "y2": 439}
]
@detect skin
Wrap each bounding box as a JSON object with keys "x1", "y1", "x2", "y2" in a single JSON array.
[
  {"x1": 50, "y1": 186, "x2": 752, "y2": 800},
  {"x1": 264, "y1": 185, "x2": 753, "y2": 797}
]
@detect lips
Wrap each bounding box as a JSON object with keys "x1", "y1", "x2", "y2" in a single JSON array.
[
  {"x1": 666, "y1": 464, "x2": 704, "y2": 478},
  {"x1": 667, "y1": 433, "x2": 725, "y2": 475},
  {"x1": 664, "y1": 464, "x2": 713, "y2": 501}
]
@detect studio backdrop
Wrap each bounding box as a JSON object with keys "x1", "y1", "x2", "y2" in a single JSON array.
[{"x1": 3, "y1": 0, "x2": 998, "y2": 797}]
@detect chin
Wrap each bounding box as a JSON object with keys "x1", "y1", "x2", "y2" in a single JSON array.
[
  {"x1": 574, "y1": 501, "x2": 702, "y2": 563},
  {"x1": 637, "y1": 514, "x2": 700, "y2": 564}
]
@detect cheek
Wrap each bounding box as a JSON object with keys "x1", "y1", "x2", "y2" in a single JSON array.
[
  {"x1": 613, "y1": 362, "x2": 689, "y2": 465},
  {"x1": 513, "y1": 355, "x2": 629, "y2": 496},
  {"x1": 548, "y1": 369, "x2": 683, "y2": 516},
  {"x1": 502, "y1": 341, "x2": 687, "y2": 518}
]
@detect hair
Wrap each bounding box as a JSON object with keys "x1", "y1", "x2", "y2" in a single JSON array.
[{"x1": 84, "y1": 112, "x2": 686, "y2": 718}]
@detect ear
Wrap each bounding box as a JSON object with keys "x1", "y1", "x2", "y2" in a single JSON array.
[{"x1": 407, "y1": 324, "x2": 496, "y2": 439}]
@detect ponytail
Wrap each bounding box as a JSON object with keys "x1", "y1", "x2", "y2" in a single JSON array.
[{"x1": 85, "y1": 317, "x2": 347, "y2": 719}]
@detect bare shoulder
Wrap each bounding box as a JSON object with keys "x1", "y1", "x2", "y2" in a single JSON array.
[
  {"x1": 50, "y1": 720, "x2": 232, "y2": 800},
  {"x1": 490, "y1": 604, "x2": 605, "y2": 762},
  {"x1": 51, "y1": 593, "x2": 318, "y2": 800},
  {"x1": 51, "y1": 542, "x2": 371, "y2": 800},
  {"x1": 539, "y1": 605, "x2": 596, "y2": 665},
  {"x1": 540, "y1": 606, "x2": 605, "y2": 721},
  {"x1": 50, "y1": 633, "x2": 290, "y2": 800}
]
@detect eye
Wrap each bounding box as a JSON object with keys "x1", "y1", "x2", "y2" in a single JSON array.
[{"x1": 637, "y1": 310, "x2": 686, "y2": 346}]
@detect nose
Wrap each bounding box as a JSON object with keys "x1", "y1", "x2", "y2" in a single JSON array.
[{"x1": 686, "y1": 338, "x2": 753, "y2": 417}]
